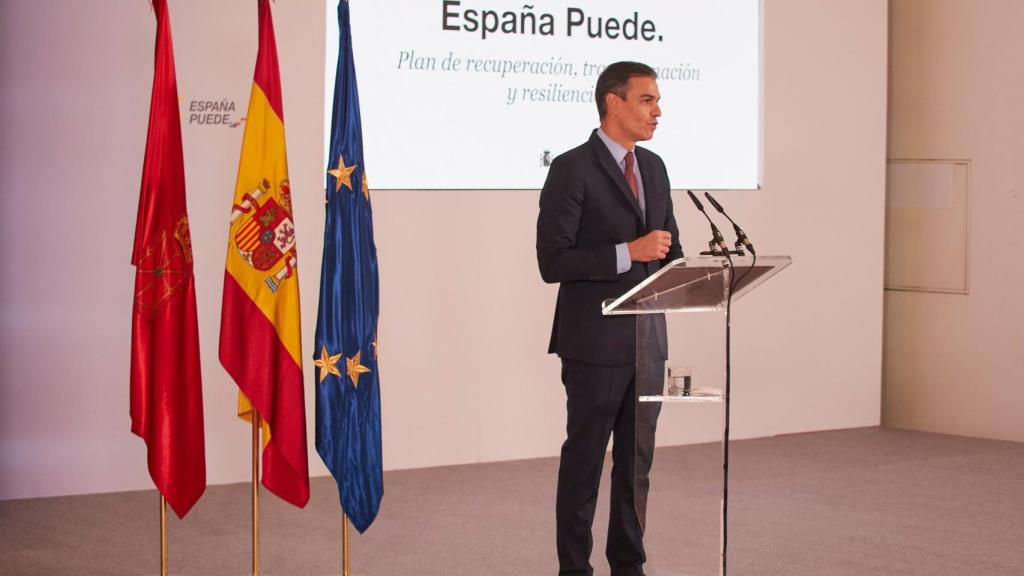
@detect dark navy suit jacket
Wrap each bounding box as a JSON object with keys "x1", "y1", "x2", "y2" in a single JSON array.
[{"x1": 537, "y1": 129, "x2": 683, "y2": 366}]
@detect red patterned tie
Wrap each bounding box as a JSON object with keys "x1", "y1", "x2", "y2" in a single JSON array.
[{"x1": 624, "y1": 150, "x2": 638, "y2": 199}]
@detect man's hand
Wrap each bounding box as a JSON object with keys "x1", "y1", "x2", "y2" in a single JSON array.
[{"x1": 627, "y1": 230, "x2": 672, "y2": 262}]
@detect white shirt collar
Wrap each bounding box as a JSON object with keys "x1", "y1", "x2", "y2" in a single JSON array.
[{"x1": 596, "y1": 127, "x2": 634, "y2": 167}]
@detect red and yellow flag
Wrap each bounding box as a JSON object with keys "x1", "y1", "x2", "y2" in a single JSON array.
[
  {"x1": 219, "y1": 0, "x2": 308, "y2": 508},
  {"x1": 130, "y1": 0, "x2": 206, "y2": 519}
]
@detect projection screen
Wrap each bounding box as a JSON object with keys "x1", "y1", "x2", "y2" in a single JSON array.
[{"x1": 325, "y1": 0, "x2": 762, "y2": 190}]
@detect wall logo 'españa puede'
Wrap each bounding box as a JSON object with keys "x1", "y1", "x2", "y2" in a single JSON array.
[{"x1": 230, "y1": 178, "x2": 297, "y2": 293}]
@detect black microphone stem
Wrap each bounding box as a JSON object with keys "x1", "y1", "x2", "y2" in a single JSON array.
[
  {"x1": 687, "y1": 190, "x2": 730, "y2": 256},
  {"x1": 704, "y1": 192, "x2": 755, "y2": 256}
]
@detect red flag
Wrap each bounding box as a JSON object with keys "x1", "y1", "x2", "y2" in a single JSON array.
[{"x1": 130, "y1": 0, "x2": 206, "y2": 519}]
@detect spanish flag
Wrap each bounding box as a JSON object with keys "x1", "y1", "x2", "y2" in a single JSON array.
[{"x1": 219, "y1": 0, "x2": 309, "y2": 508}]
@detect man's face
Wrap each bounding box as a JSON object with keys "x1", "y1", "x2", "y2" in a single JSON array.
[{"x1": 606, "y1": 76, "x2": 662, "y2": 144}]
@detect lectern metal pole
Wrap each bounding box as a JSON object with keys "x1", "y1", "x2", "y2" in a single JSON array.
[{"x1": 720, "y1": 259, "x2": 736, "y2": 576}]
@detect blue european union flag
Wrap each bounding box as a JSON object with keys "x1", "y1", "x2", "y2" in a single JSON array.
[{"x1": 314, "y1": 0, "x2": 383, "y2": 534}]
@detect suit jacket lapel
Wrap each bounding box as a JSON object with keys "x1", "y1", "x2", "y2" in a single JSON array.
[{"x1": 589, "y1": 131, "x2": 643, "y2": 222}]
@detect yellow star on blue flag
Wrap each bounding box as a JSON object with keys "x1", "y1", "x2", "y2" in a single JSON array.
[{"x1": 327, "y1": 152, "x2": 357, "y2": 192}]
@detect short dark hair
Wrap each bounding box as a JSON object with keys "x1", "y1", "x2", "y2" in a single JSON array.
[{"x1": 595, "y1": 61, "x2": 657, "y2": 119}]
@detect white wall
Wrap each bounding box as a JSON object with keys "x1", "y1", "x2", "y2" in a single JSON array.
[
  {"x1": 0, "y1": 0, "x2": 888, "y2": 500},
  {"x1": 884, "y1": 0, "x2": 1024, "y2": 442}
]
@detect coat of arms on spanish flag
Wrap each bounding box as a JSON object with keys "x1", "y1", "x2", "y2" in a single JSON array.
[{"x1": 219, "y1": 0, "x2": 309, "y2": 508}]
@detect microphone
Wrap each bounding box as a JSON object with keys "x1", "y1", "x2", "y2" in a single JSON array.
[
  {"x1": 703, "y1": 192, "x2": 755, "y2": 256},
  {"x1": 687, "y1": 190, "x2": 730, "y2": 255}
]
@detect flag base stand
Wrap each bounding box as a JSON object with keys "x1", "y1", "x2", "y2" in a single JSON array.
[
  {"x1": 139, "y1": 506, "x2": 357, "y2": 576},
  {"x1": 342, "y1": 512, "x2": 352, "y2": 576},
  {"x1": 148, "y1": 416, "x2": 358, "y2": 576},
  {"x1": 160, "y1": 495, "x2": 169, "y2": 576},
  {"x1": 160, "y1": 495, "x2": 168, "y2": 576},
  {"x1": 337, "y1": 513, "x2": 368, "y2": 575},
  {"x1": 136, "y1": 496, "x2": 193, "y2": 576},
  {"x1": 252, "y1": 413, "x2": 262, "y2": 576}
]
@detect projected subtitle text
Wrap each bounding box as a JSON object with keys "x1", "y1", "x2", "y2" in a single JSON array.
[{"x1": 396, "y1": 52, "x2": 701, "y2": 106}]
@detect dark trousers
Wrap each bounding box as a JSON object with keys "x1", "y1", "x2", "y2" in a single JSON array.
[{"x1": 556, "y1": 359, "x2": 662, "y2": 576}]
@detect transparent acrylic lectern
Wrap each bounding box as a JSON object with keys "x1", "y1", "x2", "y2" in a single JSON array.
[{"x1": 602, "y1": 255, "x2": 791, "y2": 576}]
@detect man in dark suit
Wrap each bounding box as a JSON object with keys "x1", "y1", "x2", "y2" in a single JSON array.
[{"x1": 536, "y1": 61, "x2": 683, "y2": 576}]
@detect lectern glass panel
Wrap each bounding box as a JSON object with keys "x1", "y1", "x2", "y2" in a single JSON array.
[
  {"x1": 634, "y1": 309, "x2": 725, "y2": 575},
  {"x1": 602, "y1": 255, "x2": 793, "y2": 316},
  {"x1": 603, "y1": 255, "x2": 791, "y2": 575}
]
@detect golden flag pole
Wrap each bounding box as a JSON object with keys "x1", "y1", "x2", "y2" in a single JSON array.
[
  {"x1": 160, "y1": 495, "x2": 168, "y2": 576},
  {"x1": 342, "y1": 512, "x2": 351, "y2": 576},
  {"x1": 252, "y1": 412, "x2": 261, "y2": 576}
]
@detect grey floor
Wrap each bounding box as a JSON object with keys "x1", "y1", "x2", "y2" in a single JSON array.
[{"x1": 2, "y1": 427, "x2": 1023, "y2": 575}]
